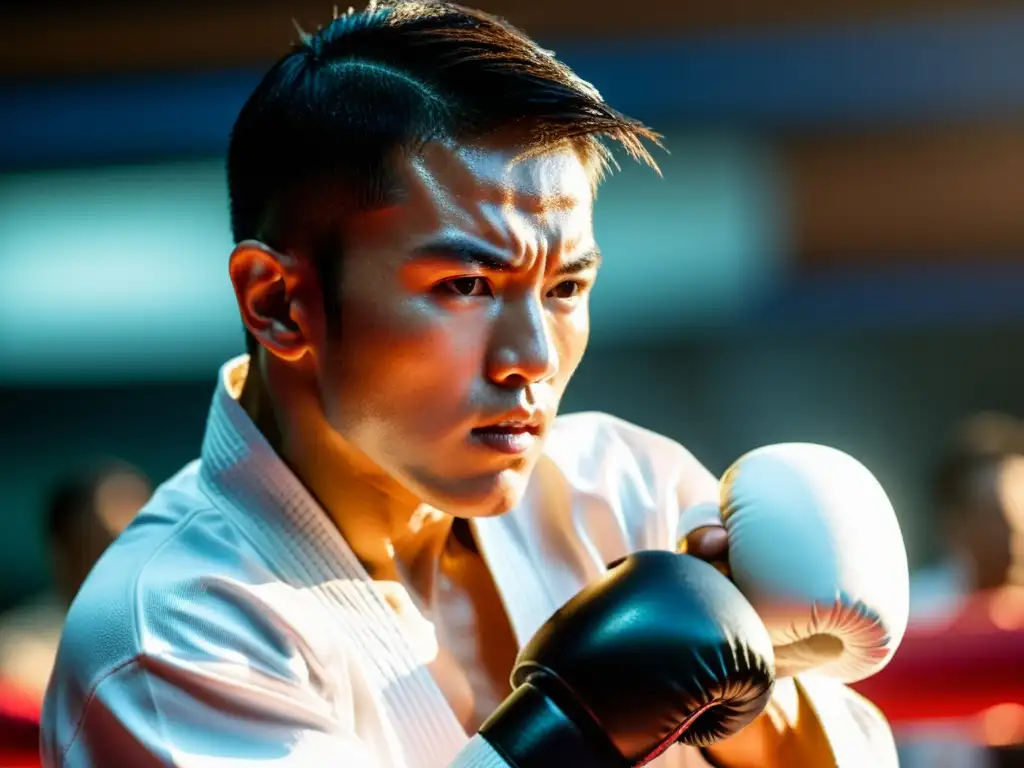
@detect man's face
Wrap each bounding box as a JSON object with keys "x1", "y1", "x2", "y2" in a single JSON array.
[{"x1": 315, "y1": 140, "x2": 598, "y2": 516}]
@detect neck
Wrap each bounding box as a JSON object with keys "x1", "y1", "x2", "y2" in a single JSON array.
[{"x1": 239, "y1": 356, "x2": 455, "y2": 598}]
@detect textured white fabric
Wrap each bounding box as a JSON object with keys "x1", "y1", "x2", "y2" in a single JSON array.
[
  {"x1": 447, "y1": 736, "x2": 508, "y2": 768},
  {"x1": 797, "y1": 675, "x2": 900, "y2": 768},
  {"x1": 41, "y1": 356, "x2": 895, "y2": 767}
]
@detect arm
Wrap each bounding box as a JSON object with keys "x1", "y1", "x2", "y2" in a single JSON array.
[
  {"x1": 557, "y1": 416, "x2": 898, "y2": 766},
  {"x1": 41, "y1": 556, "x2": 511, "y2": 768},
  {"x1": 46, "y1": 651, "x2": 511, "y2": 768},
  {"x1": 658, "y1": 441, "x2": 899, "y2": 766},
  {"x1": 46, "y1": 653, "x2": 376, "y2": 767}
]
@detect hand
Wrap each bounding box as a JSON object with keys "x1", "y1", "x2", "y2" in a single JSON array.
[
  {"x1": 709, "y1": 443, "x2": 908, "y2": 682},
  {"x1": 679, "y1": 525, "x2": 730, "y2": 578},
  {"x1": 478, "y1": 551, "x2": 775, "y2": 767}
]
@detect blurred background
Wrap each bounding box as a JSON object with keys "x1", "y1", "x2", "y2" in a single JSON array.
[{"x1": 2, "y1": 0, "x2": 1024, "y2": 765}]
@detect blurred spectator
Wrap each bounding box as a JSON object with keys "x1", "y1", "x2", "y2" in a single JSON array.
[
  {"x1": 900, "y1": 412, "x2": 1024, "y2": 767},
  {"x1": 45, "y1": 460, "x2": 152, "y2": 606},
  {"x1": 0, "y1": 461, "x2": 151, "y2": 703},
  {"x1": 914, "y1": 412, "x2": 1024, "y2": 619}
]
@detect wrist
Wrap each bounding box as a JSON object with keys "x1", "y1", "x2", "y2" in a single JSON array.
[
  {"x1": 700, "y1": 705, "x2": 778, "y2": 768},
  {"x1": 479, "y1": 679, "x2": 624, "y2": 768}
]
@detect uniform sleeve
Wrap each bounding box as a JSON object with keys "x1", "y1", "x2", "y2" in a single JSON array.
[
  {"x1": 583, "y1": 412, "x2": 722, "y2": 546},
  {"x1": 41, "y1": 560, "x2": 376, "y2": 768},
  {"x1": 547, "y1": 411, "x2": 721, "y2": 552},
  {"x1": 47, "y1": 656, "x2": 514, "y2": 768},
  {"x1": 795, "y1": 676, "x2": 899, "y2": 768},
  {"x1": 449, "y1": 736, "x2": 513, "y2": 767},
  {"x1": 40, "y1": 563, "x2": 514, "y2": 768},
  {"x1": 47, "y1": 653, "x2": 375, "y2": 767}
]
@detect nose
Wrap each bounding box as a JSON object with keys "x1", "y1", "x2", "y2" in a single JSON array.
[{"x1": 486, "y1": 295, "x2": 559, "y2": 388}]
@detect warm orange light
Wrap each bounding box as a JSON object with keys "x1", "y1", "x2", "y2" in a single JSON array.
[
  {"x1": 979, "y1": 703, "x2": 1024, "y2": 747},
  {"x1": 987, "y1": 586, "x2": 1024, "y2": 631}
]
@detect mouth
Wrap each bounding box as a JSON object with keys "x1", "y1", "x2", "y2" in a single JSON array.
[{"x1": 471, "y1": 418, "x2": 542, "y2": 455}]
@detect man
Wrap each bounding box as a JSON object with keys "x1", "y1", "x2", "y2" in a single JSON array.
[
  {"x1": 920, "y1": 412, "x2": 1024, "y2": 620},
  {"x1": 899, "y1": 412, "x2": 1024, "y2": 767},
  {"x1": 41, "y1": 3, "x2": 895, "y2": 766}
]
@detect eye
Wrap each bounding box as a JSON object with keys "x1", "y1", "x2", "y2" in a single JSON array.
[
  {"x1": 438, "y1": 277, "x2": 492, "y2": 297},
  {"x1": 548, "y1": 280, "x2": 583, "y2": 299}
]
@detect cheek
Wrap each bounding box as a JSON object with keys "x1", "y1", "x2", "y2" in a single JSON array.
[
  {"x1": 554, "y1": 305, "x2": 590, "y2": 385},
  {"x1": 326, "y1": 295, "x2": 491, "y2": 438}
]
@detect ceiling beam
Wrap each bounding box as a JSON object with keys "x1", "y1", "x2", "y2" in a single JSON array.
[
  {"x1": 785, "y1": 123, "x2": 1024, "y2": 268},
  {"x1": 5, "y1": 10, "x2": 1024, "y2": 171}
]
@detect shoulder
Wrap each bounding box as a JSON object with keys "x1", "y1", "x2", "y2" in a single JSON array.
[
  {"x1": 545, "y1": 411, "x2": 717, "y2": 500},
  {"x1": 521, "y1": 412, "x2": 718, "y2": 556},
  {"x1": 43, "y1": 461, "x2": 359, "y2": 765},
  {"x1": 53, "y1": 463, "x2": 208, "y2": 674},
  {"x1": 549, "y1": 410, "x2": 680, "y2": 449},
  {"x1": 547, "y1": 411, "x2": 692, "y2": 468},
  {"x1": 47, "y1": 461, "x2": 326, "y2": 725}
]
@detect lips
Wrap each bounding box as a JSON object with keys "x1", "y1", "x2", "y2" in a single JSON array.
[
  {"x1": 471, "y1": 419, "x2": 542, "y2": 455},
  {"x1": 474, "y1": 420, "x2": 540, "y2": 435}
]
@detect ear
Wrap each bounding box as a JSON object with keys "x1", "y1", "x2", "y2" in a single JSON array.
[{"x1": 228, "y1": 240, "x2": 322, "y2": 363}]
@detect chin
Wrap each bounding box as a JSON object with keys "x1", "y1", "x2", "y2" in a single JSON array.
[{"x1": 415, "y1": 468, "x2": 528, "y2": 519}]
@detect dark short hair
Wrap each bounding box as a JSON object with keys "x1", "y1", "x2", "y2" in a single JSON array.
[
  {"x1": 227, "y1": 0, "x2": 660, "y2": 357},
  {"x1": 931, "y1": 412, "x2": 1024, "y2": 514}
]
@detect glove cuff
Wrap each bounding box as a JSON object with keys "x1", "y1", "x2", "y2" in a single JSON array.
[{"x1": 479, "y1": 678, "x2": 626, "y2": 768}]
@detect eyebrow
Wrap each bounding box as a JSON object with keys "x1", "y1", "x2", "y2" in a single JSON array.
[
  {"x1": 410, "y1": 236, "x2": 602, "y2": 276},
  {"x1": 555, "y1": 247, "x2": 602, "y2": 277},
  {"x1": 410, "y1": 237, "x2": 513, "y2": 272}
]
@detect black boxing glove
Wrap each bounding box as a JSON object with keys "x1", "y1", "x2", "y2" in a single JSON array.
[{"x1": 477, "y1": 551, "x2": 775, "y2": 768}]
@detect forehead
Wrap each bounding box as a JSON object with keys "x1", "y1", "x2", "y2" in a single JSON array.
[
  {"x1": 422, "y1": 139, "x2": 591, "y2": 205},
  {"x1": 343, "y1": 139, "x2": 597, "y2": 267},
  {"x1": 397, "y1": 139, "x2": 594, "y2": 237}
]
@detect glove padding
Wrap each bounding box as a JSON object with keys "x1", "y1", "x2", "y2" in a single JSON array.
[
  {"x1": 681, "y1": 443, "x2": 909, "y2": 683},
  {"x1": 479, "y1": 551, "x2": 775, "y2": 768}
]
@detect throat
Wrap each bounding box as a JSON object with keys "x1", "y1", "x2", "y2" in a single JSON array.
[
  {"x1": 450, "y1": 517, "x2": 480, "y2": 555},
  {"x1": 430, "y1": 522, "x2": 520, "y2": 732}
]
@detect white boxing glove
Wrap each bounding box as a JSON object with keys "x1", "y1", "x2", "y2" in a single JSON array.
[{"x1": 680, "y1": 443, "x2": 909, "y2": 684}]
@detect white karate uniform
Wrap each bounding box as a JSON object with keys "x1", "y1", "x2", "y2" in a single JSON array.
[{"x1": 41, "y1": 356, "x2": 896, "y2": 768}]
